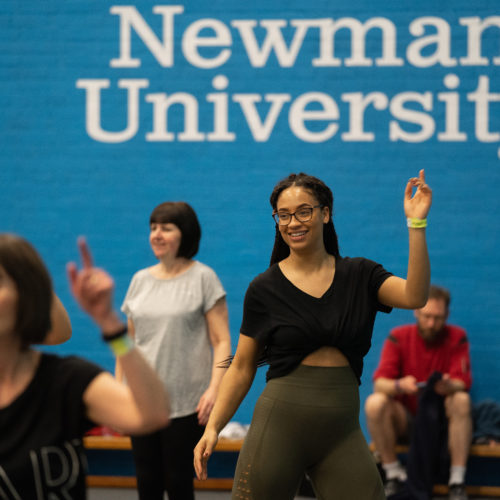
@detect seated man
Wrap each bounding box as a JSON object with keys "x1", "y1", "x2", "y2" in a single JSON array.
[{"x1": 365, "y1": 285, "x2": 472, "y2": 500}]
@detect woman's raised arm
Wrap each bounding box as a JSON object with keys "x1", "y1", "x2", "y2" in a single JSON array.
[
  {"x1": 378, "y1": 169, "x2": 432, "y2": 309},
  {"x1": 68, "y1": 237, "x2": 170, "y2": 434}
]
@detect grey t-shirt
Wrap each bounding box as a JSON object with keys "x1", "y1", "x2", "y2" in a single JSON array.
[{"x1": 121, "y1": 261, "x2": 226, "y2": 419}]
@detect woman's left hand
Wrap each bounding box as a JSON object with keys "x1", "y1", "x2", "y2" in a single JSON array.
[
  {"x1": 404, "y1": 169, "x2": 432, "y2": 220},
  {"x1": 196, "y1": 387, "x2": 217, "y2": 426}
]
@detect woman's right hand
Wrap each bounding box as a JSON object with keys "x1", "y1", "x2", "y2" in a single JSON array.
[
  {"x1": 67, "y1": 237, "x2": 119, "y2": 331},
  {"x1": 194, "y1": 429, "x2": 219, "y2": 480}
]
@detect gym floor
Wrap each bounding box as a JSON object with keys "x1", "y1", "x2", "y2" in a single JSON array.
[
  {"x1": 88, "y1": 489, "x2": 313, "y2": 499},
  {"x1": 88, "y1": 488, "x2": 497, "y2": 499}
]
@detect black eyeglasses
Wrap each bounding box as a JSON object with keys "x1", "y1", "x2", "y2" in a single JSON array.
[{"x1": 272, "y1": 205, "x2": 322, "y2": 226}]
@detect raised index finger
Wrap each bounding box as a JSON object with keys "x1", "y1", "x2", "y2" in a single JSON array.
[
  {"x1": 77, "y1": 236, "x2": 94, "y2": 269},
  {"x1": 419, "y1": 169, "x2": 426, "y2": 183}
]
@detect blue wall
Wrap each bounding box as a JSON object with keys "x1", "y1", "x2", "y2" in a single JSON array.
[{"x1": 2, "y1": 0, "x2": 499, "y2": 437}]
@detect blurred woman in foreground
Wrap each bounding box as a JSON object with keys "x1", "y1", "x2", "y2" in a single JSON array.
[{"x1": 0, "y1": 234, "x2": 169, "y2": 499}]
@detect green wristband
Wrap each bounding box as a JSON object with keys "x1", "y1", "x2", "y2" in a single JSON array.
[
  {"x1": 407, "y1": 217, "x2": 427, "y2": 229},
  {"x1": 108, "y1": 334, "x2": 134, "y2": 357}
]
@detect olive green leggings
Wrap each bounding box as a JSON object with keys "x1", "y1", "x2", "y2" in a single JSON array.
[{"x1": 232, "y1": 365, "x2": 384, "y2": 500}]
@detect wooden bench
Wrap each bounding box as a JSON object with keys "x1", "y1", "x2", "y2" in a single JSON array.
[
  {"x1": 83, "y1": 435, "x2": 243, "y2": 490},
  {"x1": 84, "y1": 436, "x2": 500, "y2": 496}
]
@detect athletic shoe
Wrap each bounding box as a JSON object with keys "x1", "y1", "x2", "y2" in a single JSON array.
[
  {"x1": 384, "y1": 478, "x2": 405, "y2": 498},
  {"x1": 448, "y1": 483, "x2": 468, "y2": 500}
]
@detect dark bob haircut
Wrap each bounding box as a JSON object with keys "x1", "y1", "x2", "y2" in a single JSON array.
[
  {"x1": 269, "y1": 173, "x2": 340, "y2": 265},
  {"x1": 0, "y1": 234, "x2": 52, "y2": 348},
  {"x1": 149, "y1": 201, "x2": 201, "y2": 259}
]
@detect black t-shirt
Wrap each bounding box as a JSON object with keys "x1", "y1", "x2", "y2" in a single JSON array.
[
  {"x1": 240, "y1": 257, "x2": 393, "y2": 383},
  {"x1": 0, "y1": 353, "x2": 102, "y2": 500}
]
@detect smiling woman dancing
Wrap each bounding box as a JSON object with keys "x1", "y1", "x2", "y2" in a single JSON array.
[
  {"x1": 194, "y1": 170, "x2": 432, "y2": 500},
  {"x1": 0, "y1": 235, "x2": 169, "y2": 499}
]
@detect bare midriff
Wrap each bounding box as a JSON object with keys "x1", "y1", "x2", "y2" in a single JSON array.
[{"x1": 301, "y1": 345, "x2": 349, "y2": 367}]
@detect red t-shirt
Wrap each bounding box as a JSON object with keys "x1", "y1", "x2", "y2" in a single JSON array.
[{"x1": 373, "y1": 324, "x2": 472, "y2": 414}]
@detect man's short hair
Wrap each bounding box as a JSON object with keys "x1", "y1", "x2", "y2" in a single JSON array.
[{"x1": 428, "y1": 284, "x2": 451, "y2": 310}]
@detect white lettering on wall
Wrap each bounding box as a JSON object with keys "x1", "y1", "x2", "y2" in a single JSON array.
[
  {"x1": 76, "y1": 79, "x2": 149, "y2": 142},
  {"x1": 76, "y1": 75, "x2": 498, "y2": 155},
  {"x1": 182, "y1": 19, "x2": 232, "y2": 69},
  {"x1": 206, "y1": 75, "x2": 236, "y2": 141},
  {"x1": 146, "y1": 92, "x2": 205, "y2": 141},
  {"x1": 110, "y1": 6, "x2": 184, "y2": 67},
  {"x1": 341, "y1": 92, "x2": 389, "y2": 141},
  {"x1": 106, "y1": 8, "x2": 500, "y2": 69},
  {"x1": 389, "y1": 92, "x2": 435, "y2": 142},
  {"x1": 232, "y1": 93, "x2": 291, "y2": 141},
  {"x1": 313, "y1": 18, "x2": 404, "y2": 67},
  {"x1": 289, "y1": 92, "x2": 339, "y2": 142},
  {"x1": 230, "y1": 20, "x2": 317, "y2": 68},
  {"x1": 459, "y1": 16, "x2": 500, "y2": 66},
  {"x1": 407, "y1": 17, "x2": 457, "y2": 67},
  {"x1": 467, "y1": 75, "x2": 500, "y2": 142},
  {"x1": 75, "y1": 7, "x2": 500, "y2": 157},
  {"x1": 437, "y1": 74, "x2": 467, "y2": 141}
]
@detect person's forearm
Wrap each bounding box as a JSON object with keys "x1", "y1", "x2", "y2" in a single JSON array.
[
  {"x1": 117, "y1": 348, "x2": 170, "y2": 429},
  {"x1": 205, "y1": 362, "x2": 256, "y2": 434},
  {"x1": 115, "y1": 317, "x2": 135, "y2": 383},
  {"x1": 374, "y1": 378, "x2": 398, "y2": 396},
  {"x1": 101, "y1": 315, "x2": 169, "y2": 429},
  {"x1": 207, "y1": 339, "x2": 232, "y2": 391},
  {"x1": 115, "y1": 358, "x2": 124, "y2": 382},
  {"x1": 405, "y1": 227, "x2": 430, "y2": 308}
]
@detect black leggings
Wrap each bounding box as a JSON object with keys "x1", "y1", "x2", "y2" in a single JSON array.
[
  {"x1": 131, "y1": 413, "x2": 204, "y2": 500},
  {"x1": 232, "y1": 365, "x2": 385, "y2": 500}
]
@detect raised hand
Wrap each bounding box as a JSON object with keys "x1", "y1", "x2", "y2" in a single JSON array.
[
  {"x1": 67, "y1": 237, "x2": 115, "y2": 325},
  {"x1": 404, "y1": 169, "x2": 432, "y2": 220}
]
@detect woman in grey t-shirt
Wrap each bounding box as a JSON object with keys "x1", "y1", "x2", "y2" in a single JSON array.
[{"x1": 119, "y1": 201, "x2": 231, "y2": 500}]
